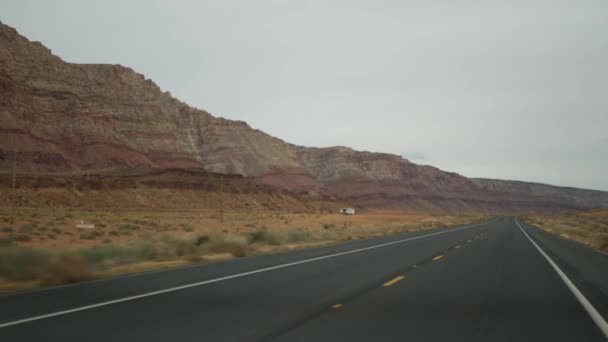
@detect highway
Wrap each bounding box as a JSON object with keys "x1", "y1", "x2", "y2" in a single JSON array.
[{"x1": 1, "y1": 217, "x2": 607, "y2": 341}]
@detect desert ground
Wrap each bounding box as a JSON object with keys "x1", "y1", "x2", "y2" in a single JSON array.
[
  {"x1": 523, "y1": 209, "x2": 608, "y2": 252},
  {"x1": 0, "y1": 206, "x2": 486, "y2": 292}
]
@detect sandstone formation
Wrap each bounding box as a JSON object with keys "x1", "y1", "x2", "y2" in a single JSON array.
[{"x1": 1, "y1": 21, "x2": 607, "y2": 213}]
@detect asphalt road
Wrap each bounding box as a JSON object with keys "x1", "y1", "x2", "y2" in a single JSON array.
[{"x1": 1, "y1": 217, "x2": 607, "y2": 341}]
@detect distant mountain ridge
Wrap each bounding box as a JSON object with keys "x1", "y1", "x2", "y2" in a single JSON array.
[{"x1": 1, "y1": 21, "x2": 607, "y2": 213}]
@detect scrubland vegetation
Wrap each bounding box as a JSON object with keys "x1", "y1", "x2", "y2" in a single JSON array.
[
  {"x1": 523, "y1": 209, "x2": 608, "y2": 251},
  {"x1": 0, "y1": 207, "x2": 487, "y2": 292}
]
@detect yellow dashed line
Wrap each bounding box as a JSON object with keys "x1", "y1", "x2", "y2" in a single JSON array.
[
  {"x1": 455, "y1": 245, "x2": 461, "y2": 249},
  {"x1": 432, "y1": 255, "x2": 443, "y2": 261},
  {"x1": 331, "y1": 304, "x2": 343, "y2": 309},
  {"x1": 383, "y1": 275, "x2": 405, "y2": 287}
]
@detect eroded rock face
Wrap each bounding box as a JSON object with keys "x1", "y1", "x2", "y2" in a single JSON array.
[
  {"x1": 1, "y1": 21, "x2": 607, "y2": 213},
  {"x1": 0, "y1": 21, "x2": 298, "y2": 175}
]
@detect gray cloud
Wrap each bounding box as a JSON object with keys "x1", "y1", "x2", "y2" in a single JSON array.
[{"x1": 1, "y1": 0, "x2": 607, "y2": 190}]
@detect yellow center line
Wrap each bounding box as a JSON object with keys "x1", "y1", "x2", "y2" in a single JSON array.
[
  {"x1": 432, "y1": 255, "x2": 443, "y2": 261},
  {"x1": 331, "y1": 304, "x2": 343, "y2": 309},
  {"x1": 383, "y1": 275, "x2": 405, "y2": 287}
]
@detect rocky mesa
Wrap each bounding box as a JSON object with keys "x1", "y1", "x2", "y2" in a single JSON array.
[{"x1": 1, "y1": 21, "x2": 607, "y2": 213}]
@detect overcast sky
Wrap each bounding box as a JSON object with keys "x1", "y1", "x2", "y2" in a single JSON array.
[{"x1": 1, "y1": 0, "x2": 607, "y2": 190}]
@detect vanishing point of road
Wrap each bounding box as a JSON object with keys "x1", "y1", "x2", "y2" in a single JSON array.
[{"x1": 1, "y1": 217, "x2": 607, "y2": 341}]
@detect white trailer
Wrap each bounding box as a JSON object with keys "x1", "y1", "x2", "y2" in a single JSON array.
[{"x1": 339, "y1": 208, "x2": 355, "y2": 215}]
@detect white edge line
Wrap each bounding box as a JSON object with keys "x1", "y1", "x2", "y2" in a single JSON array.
[
  {"x1": 516, "y1": 218, "x2": 608, "y2": 339},
  {"x1": 0, "y1": 218, "x2": 497, "y2": 328}
]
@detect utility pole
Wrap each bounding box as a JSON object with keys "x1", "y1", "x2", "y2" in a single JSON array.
[
  {"x1": 9, "y1": 144, "x2": 17, "y2": 224},
  {"x1": 219, "y1": 175, "x2": 224, "y2": 223}
]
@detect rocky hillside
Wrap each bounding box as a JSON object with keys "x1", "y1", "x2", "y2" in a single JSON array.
[
  {"x1": 1, "y1": 21, "x2": 607, "y2": 213},
  {"x1": 473, "y1": 179, "x2": 608, "y2": 209}
]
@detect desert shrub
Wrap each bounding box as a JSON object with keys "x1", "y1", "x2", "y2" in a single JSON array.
[
  {"x1": 0, "y1": 237, "x2": 13, "y2": 246},
  {"x1": 323, "y1": 223, "x2": 336, "y2": 230},
  {"x1": 77, "y1": 245, "x2": 139, "y2": 264},
  {"x1": 47, "y1": 234, "x2": 57, "y2": 240},
  {"x1": 194, "y1": 235, "x2": 210, "y2": 246},
  {"x1": 119, "y1": 224, "x2": 140, "y2": 231},
  {"x1": 248, "y1": 230, "x2": 282, "y2": 245},
  {"x1": 38, "y1": 255, "x2": 93, "y2": 286},
  {"x1": 79, "y1": 232, "x2": 97, "y2": 240},
  {"x1": 19, "y1": 224, "x2": 35, "y2": 233},
  {"x1": 210, "y1": 242, "x2": 249, "y2": 257},
  {"x1": 1, "y1": 226, "x2": 13, "y2": 233},
  {"x1": 109, "y1": 230, "x2": 120, "y2": 236},
  {"x1": 52, "y1": 227, "x2": 62, "y2": 234},
  {"x1": 14, "y1": 233, "x2": 32, "y2": 242},
  {"x1": 0, "y1": 246, "x2": 48, "y2": 281},
  {"x1": 286, "y1": 230, "x2": 313, "y2": 243},
  {"x1": 186, "y1": 254, "x2": 203, "y2": 263},
  {"x1": 598, "y1": 235, "x2": 608, "y2": 251},
  {"x1": 170, "y1": 239, "x2": 198, "y2": 257}
]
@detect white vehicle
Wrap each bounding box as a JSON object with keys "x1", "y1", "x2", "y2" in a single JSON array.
[{"x1": 339, "y1": 208, "x2": 355, "y2": 215}]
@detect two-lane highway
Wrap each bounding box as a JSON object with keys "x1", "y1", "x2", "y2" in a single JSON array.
[{"x1": 1, "y1": 217, "x2": 607, "y2": 341}]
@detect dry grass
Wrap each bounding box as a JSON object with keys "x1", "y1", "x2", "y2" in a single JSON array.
[
  {"x1": 0, "y1": 207, "x2": 488, "y2": 292},
  {"x1": 523, "y1": 209, "x2": 608, "y2": 251},
  {"x1": 39, "y1": 255, "x2": 94, "y2": 286}
]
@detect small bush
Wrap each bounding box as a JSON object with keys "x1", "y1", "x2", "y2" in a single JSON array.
[
  {"x1": 38, "y1": 255, "x2": 93, "y2": 286},
  {"x1": 14, "y1": 233, "x2": 32, "y2": 242},
  {"x1": 187, "y1": 254, "x2": 203, "y2": 263},
  {"x1": 194, "y1": 235, "x2": 210, "y2": 246},
  {"x1": 286, "y1": 230, "x2": 313, "y2": 243},
  {"x1": 19, "y1": 224, "x2": 35, "y2": 233},
  {"x1": 0, "y1": 237, "x2": 13, "y2": 246},
  {"x1": 0, "y1": 246, "x2": 47, "y2": 281},
  {"x1": 210, "y1": 242, "x2": 249, "y2": 257},
  {"x1": 598, "y1": 235, "x2": 608, "y2": 251},
  {"x1": 52, "y1": 227, "x2": 62, "y2": 234},
  {"x1": 248, "y1": 231, "x2": 282, "y2": 245},
  {"x1": 81, "y1": 232, "x2": 98, "y2": 240},
  {"x1": 77, "y1": 245, "x2": 139, "y2": 264},
  {"x1": 1, "y1": 226, "x2": 13, "y2": 233},
  {"x1": 119, "y1": 224, "x2": 140, "y2": 231}
]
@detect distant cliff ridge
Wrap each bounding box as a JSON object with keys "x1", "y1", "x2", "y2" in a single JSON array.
[{"x1": 1, "y1": 21, "x2": 607, "y2": 213}]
